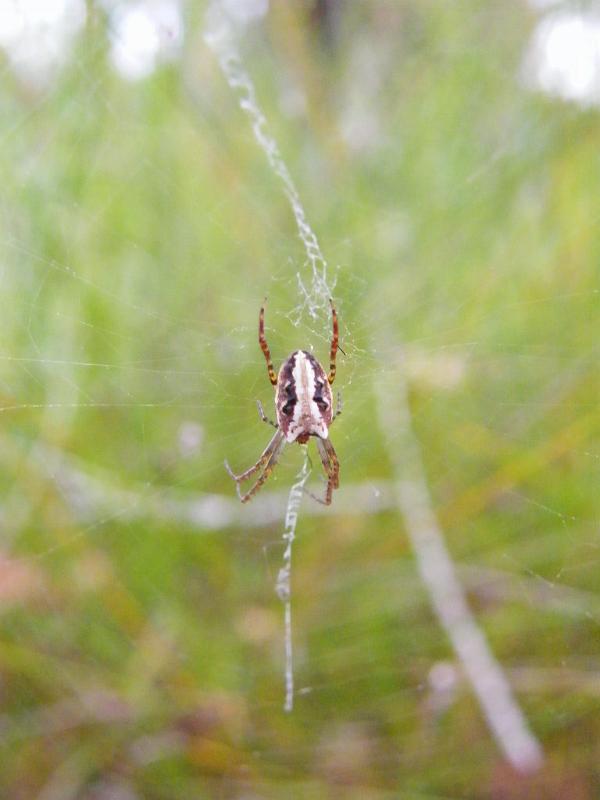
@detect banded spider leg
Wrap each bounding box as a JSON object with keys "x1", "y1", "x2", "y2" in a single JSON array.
[
  {"x1": 312, "y1": 436, "x2": 340, "y2": 506},
  {"x1": 224, "y1": 429, "x2": 286, "y2": 503}
]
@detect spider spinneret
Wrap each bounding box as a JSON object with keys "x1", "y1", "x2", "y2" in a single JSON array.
[{"x1": 225, "y1": 298, "x2": 341, "y2": 505}]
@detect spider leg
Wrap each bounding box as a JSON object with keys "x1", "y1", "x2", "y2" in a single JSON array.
[
  {"x1": 306, "y1": 471, "x2": 335, "y2": 506},
  {"x1": 256, "y1": 399, "x2": 278, "y2": 429},
  {"x1": 259, "y1": 299, "x2": 278, "y2": 386},
  {"x1": 327, "y1": 298, "x2": 339, "y2": 385},
  {"x1": 225, "y1": 428, "x2": 283, "y2": 484},
  {"x1": 309, "y1": 436, "x2": 340, "y2": 506},
  {"x1": 322, "y1": 437, "x2": 340, "y2": 489},
  {"x1": 315, "y1": 436, "x2": 333, "y2": 478},
  {"x1": 235, "y1": 431, "x2": 287, "y2": 503},
  {"x1": 330, "y1": 391, "x2": 343, "y2": 425}
]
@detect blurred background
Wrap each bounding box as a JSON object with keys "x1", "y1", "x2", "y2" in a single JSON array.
[{"x1": 0, "y1": 1, "x2": 598, "y2": 797}]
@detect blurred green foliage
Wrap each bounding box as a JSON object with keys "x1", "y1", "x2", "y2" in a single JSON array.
[{"x1": 0, "y1": 1, "x2": 598, "y2": 798}]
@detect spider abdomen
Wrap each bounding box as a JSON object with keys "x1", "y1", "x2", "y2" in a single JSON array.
[{"x1": 275, "y1": 350, "x2": 333, "y2": 443}]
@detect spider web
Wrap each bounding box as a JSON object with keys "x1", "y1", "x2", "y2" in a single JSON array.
[
  {"x1": 0, "y1": 1, "x2": 598, "y2": 798},
  {"x1": 206, "y1": 1, "x2": 542, "y2": 765}
]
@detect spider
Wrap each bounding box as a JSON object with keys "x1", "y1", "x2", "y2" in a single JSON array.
[{"x1": 225, "y1": 298, "x2": 341, "y2": 505}]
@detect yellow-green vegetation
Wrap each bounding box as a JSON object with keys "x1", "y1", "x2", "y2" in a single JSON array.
[{"x1": 0, "y1": 3, "x2": 598, "y2": 798}]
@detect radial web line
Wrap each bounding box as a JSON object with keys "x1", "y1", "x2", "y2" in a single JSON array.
[
  {"x1": 375, "y1": 344, "x2": 544, "y2": 773},
  {"x1": 204, "y1": 2, "x2": 332, "y2": 318},
  {"x1": 275, "y1": 454, "x2": 311, "y2": 712}
]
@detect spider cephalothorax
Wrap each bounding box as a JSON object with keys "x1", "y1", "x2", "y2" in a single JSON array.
[{"x1": 225, "y1": 299, "x2": 341, "y2": 505}]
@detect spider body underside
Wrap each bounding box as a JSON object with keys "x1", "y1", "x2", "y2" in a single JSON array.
[{"x1": 225, "y1": 299, "x2": 340, "y2": 505}]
